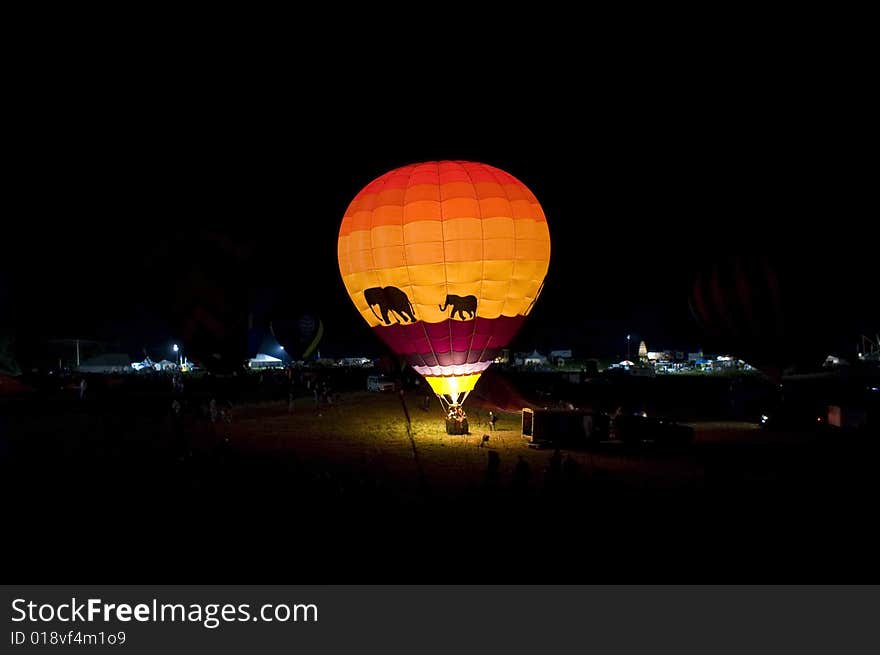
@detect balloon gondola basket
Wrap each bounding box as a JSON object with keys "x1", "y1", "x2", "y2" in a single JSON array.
[{"x1": 445, "y1": 416, "x2": 469, "y2": 435}]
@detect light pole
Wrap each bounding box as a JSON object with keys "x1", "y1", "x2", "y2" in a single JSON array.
[
  {"x1": 626, "y1": 334, "x2": 631, "y2": 362},
  {"x1": 173, "y1": 343, "x2": 181, "y2": 367}
]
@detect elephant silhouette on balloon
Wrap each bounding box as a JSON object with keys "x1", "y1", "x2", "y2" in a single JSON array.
[
  {"x1": 439, "y1": 294, "x2": 477, "y2": 320},
  {"x1": 364, "y1": 286, "x2": 417, "y2": 325}
]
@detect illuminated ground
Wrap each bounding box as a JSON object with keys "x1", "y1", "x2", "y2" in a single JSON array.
[{"x1": 218, "y1": 391, "x2": 710, "y2": 496}]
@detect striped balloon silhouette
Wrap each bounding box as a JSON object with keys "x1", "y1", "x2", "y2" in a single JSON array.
[{"x1": 688, "y1": 254, "x2": 873, "y2": 378}]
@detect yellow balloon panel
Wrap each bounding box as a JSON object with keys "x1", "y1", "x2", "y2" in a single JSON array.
[
  {"x1": 338, "y1": 219, "x2": 550, "y2": 275},
  {"x1": 480, "y1": 216, "x2": 515, "y2": 239},
  {"x1": 425, "y1": 373, "x2": 482, "y2": 399}
]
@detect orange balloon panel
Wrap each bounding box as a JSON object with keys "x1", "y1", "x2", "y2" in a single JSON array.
[{"x1": 338, "y1": 161, "x2": 550, "y2": 398}]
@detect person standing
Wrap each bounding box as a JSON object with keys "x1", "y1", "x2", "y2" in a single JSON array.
[
  {"x1": 486, "y1": 450, "x2": 501, "y2": 483},
  {"x1": 512, "y1": 455, "x2": 530, "y2": 494},
  {"x1": 582, "y1": 412, "x2": 594, "y2": 441}
]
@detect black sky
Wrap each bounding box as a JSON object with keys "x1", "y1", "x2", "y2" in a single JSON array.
[{"x1": 4, "y1": 53, "x2": 876, "y2": 361}]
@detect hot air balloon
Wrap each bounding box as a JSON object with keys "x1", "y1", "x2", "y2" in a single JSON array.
[
  {"x1": 246, "y1": 287, "x2": 278, "y2": 360},
  {"x1": 337, "y1": 161, "x2": 551, "y2": 429},
  {"x1": 271, "y1": 313, "x2": 324, "y2": 361},
  {"x1": 689, "y1": 254, "x2": 876, "y2": 379},
  {"x1": 168, "y1": 229, "x2": 255, "y2": 374}
]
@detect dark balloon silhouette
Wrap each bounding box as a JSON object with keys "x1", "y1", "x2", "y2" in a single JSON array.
[
  {"x1": 165, "y1": 230, "x2": 255, "y2": 374},
  {"x1": 271, "y1": 313, "x2": 324, "y2": 360},
  {"x1": 689, "y1": 254, "x2": 876, "y2": 378}
]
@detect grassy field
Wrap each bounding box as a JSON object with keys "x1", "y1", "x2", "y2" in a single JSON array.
[
  {"x1": 219, "y1": 391, "x2": 714, "y2": 497},
  {"x1": 3, "y1": 389, "x2": 878, "y2": 582}
]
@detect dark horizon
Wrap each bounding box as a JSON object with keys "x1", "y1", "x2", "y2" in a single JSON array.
[{"x1": 3, "y1": 72, "x2": 877, "y2": 367}]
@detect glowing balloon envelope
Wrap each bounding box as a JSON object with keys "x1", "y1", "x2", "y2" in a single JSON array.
[{"x1": 338, "y1": 161, "x2": 551, "y2": 407}]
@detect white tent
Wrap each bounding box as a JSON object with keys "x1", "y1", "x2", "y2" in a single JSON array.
[
  {"x1": 131, "y1": 357, "x2": 153, "y2": 371},
  {"x1": 76, "y1": 353, "x2": 131, "y2": 374},
  {"x1": 524, "y1": 350, "x2": 548, "y2": 366},
  {"x1": 248, "y1": 353, "x2": 284, "y2": 369}
]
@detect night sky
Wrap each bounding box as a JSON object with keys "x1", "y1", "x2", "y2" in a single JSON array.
[{"x1": 4, "y1": 58, "x2": 876, "y2": 363}]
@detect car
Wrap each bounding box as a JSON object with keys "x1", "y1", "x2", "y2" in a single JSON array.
[{"x1": 367, "y1": 375, "x2": 397, "y2": 392}]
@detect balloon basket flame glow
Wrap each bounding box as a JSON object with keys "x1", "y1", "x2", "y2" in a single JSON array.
[
  {"x1": 425, "y1": 374, "x2": 478, "y2": 434},
  {"x1": 442, "y1": 400, "x2": 470, "y2": 435},
  {"x1": 436, "y1": 390, "x2": 471, "y2": 413}
]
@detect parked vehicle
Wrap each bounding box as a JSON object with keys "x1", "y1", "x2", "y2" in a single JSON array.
[
  {"x1": 522, "y1": 406, "x2": 693, "y2": 450},
  {"x1": 367, "y1": 375, "x2": 397, "y2": 392},
  {"x1": 522, "y1": 408, "x2": 610, "y2": 447}
]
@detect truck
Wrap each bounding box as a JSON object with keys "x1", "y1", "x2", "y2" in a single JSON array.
[{"x1": 522, "y1": 407, "x2": 693, "y2": 449}]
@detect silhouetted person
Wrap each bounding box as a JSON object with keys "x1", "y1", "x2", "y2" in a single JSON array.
[
  {"x1": 563, "y1": 454, "x2": 579, "y2": 485},
  {"x1": 512, "y1": 455, "x2": 531, "y2": 494},
  {"x1": 728, "y1": 379, "x2": 739, "y2": 418},
  {"x1": 582, "y1": 413, "x2": 594, "y2": 441},
  {"x1": 486, "y1": 450, "x2": 501, "y2": 483},
  {"x1": 488, "y1": 410, "x2": 497, "y2": 431},
  {"x1": 610, "y1": 405, "x2": 624, "y2": 440},
  {"x1": 549, "y1": 447, "x2": 562, "y2": 470},
  {"x1": 170, "y1": 398, "x2": 185, "y2": 456},
  {"x1": 544, "y1": 448, "x2": 563, "y2": 494}
]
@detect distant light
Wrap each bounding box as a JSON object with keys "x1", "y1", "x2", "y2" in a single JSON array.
[
  {"x1": 817, "y1": 417, "x2": 823, "y2": 422},
  {"x1": 172, "y1": 344, "x2": 179, "y2": 352},
  {"x1": 280, "y1": 346, "x2": 285, "y2": 351},
  {"x1": 760, "y1": 414, "x2": 768, "y2": 423}
]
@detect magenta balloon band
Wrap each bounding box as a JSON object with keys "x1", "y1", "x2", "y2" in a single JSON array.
[{"x1": 371, "y1": 314, "x2": 524, "y2": 373}]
